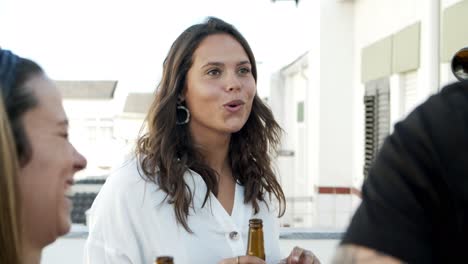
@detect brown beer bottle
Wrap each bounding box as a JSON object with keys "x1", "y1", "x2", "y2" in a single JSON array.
[
  {"x1": 246, "y1": 218, "x2": 265, "y2": 260},
  {"x1": 155, "y1": 256, "x2": 174, "y2": 264}
]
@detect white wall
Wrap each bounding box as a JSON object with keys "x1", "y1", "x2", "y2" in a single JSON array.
[
  {"x1": 443, "y1": 0, "x2": 465, "y2": 8},
  {"x1": 305, "y1": 0, "x2": 321, "y2": 195},
  {"x1": 317, "y1": 0, "x2": 355, "y2": 187},
  {"x1": 63, "y1": 100, "x2": 118, "y2": 119},
  {"x1": 354, "y1": 0, "x2": 422, "y2": 48}
]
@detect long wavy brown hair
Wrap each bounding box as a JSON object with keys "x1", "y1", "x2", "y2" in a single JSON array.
[
  {"x1": 0, "y1": 91, "x2": 22, "y2": 264},
  {"x1": 136, "y1": 17, "x2": 285, "y2": 232}
]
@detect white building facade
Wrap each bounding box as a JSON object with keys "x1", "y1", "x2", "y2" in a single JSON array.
[
  {"x1": 58, "y1": 81, "x2": 153, "y2": 180},
  {"x1": 271, "y1": 0, "x2": 468, "y2": 229}
]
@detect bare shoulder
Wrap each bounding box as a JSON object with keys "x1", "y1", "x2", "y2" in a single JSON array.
[{"x1": 332, "y1": 244, "x2": 405, "y2": 264}]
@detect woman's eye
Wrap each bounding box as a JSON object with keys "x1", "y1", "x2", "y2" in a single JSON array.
[
  {"x1": 239, "y1": 67, "x2": 251, "y2": 74},
  {"x1": 207, "y1": 69, "x2": 221, "y2": 76}
]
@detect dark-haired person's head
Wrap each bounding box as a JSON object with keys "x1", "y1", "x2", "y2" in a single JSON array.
[
  {"x1": 136, "y1": 17, "x2": 285, "y2": 233},
  {"x1": 0, "y1": 49, "x2": 87, "y2": 263}
]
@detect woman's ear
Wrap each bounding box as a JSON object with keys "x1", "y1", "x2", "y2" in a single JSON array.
[
  {"x1": 177, "y1": 94, "x2": 185, "y2": 104},
  {"x1": 177, "y1": 89, "x2": 187, "y2": 104}
]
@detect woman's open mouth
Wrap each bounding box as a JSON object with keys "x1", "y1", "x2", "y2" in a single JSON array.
[{"x1": 224, "y1": 100, "x2": 245, "y2": 112}]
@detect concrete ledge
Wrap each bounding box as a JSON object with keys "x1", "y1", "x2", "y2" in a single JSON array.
[
  {"x1": 64, "y1": 224, "x2": 89, "y2": 239},
  {"x1": 279, "y1": 227, "x2": 344, "y2": 240},
  {"x1": 66, "y1": 225, "x2": 345, "y2": 240}
]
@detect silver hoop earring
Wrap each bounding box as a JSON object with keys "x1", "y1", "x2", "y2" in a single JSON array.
[{"x1": 176, "y1": 105, "x2": 190, "y2": 125}]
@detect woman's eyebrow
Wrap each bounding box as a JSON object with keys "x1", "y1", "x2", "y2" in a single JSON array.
[
  {"x1": 201, "y1": 62, "x2": 224, "y2": 69},
  {"x1": 237, "y1": 61, "x2": 251, "y2": 66}
]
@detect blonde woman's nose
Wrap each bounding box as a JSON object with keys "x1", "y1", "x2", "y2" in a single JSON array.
[{"x1": 73, "y1": 147, "x2": 87, "y2": 172}]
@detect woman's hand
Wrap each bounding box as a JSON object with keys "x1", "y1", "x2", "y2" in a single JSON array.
[
  {"x1": 218, "y1": 255, "x2": 266, "y2": 264},
  {"x1": 279, "y1": 246, "x2": 321, "y2": 264}
]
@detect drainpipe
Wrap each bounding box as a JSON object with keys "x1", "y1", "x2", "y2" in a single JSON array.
[
  {"x1": 429, "y1": 0, "x2": 441, "y2": 92},
  {"x1": 300, "y1": 64, "x2": 313, "y2": 225},
  {"x1": 419, "y1": 0, "x2": 441, "y2": 100}
]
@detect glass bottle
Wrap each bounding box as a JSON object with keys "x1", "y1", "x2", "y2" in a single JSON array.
[
  {"x1": 246, "y1": 218, "x2": 265, "y2": 260},
  {"x1": 155, "y1": 256, "x2": 174, "y2": 264}
]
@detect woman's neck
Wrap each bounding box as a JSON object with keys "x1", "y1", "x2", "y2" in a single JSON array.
[
  {"x1": 200, "y1": 139, "x2": 230, "y2": 175},
  {"x1": 22, "y1": 242, "x2": 41, "y2": 264},
  {"x1": 190, "y1": 125, "x2": 231, "y2": 175}
]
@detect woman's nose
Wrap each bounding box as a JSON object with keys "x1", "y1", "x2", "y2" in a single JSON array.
[
  {"x1": 73, "y1": 147, "x2": 87, "y2": 172},
  {"x1": 225, "y1": 72, "x2": 242, "y2": 92}
]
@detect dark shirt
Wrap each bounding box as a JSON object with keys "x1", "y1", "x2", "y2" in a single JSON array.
[{"x1": 342, "y1": 81, "x2": 468, "y2": 263}]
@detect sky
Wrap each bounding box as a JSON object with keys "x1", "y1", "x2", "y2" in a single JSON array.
[{"x1": 0, "y1": 0, "x2": 314, "y2": 97}]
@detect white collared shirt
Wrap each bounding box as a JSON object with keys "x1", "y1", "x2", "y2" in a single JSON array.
[{"x1": 83, "y1": 158, "x2": 283, "y2": 264}]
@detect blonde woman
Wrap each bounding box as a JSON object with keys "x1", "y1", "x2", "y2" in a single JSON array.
[{"x1": 0, "y1": 49, "x2": 87, "y2": 263}]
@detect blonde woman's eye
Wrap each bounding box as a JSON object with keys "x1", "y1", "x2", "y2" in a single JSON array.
[{"x1": 60, "y1": 132, "x2": 69, "y2": 140}]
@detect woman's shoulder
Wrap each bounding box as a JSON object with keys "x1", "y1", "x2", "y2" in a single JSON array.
[
  {"x1": 86, "y1": 158, "x2": 174, "y2": 261},
  {"x1": 88, "y1": 157, "x2": 172, "y2": 229},
  {"x1": 106, "y1": 157, "x2": 145, "y2": 186},
  {"x1": 95, "y1": 157, "x2": 166, "y2": 205}
]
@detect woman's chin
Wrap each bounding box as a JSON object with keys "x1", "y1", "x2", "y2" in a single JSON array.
[
  {"x1": 226, "y1": 126, "x2": 243, "y2": 134},
  {"x1": 224, "y1": 120, "x2": 248, "y2": 133},
  {"x1": 57, "y1": 213, "x2": 72, "y2": 236}
]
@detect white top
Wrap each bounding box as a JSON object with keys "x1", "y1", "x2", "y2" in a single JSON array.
[{"x1": 83, "y1": 158, "x2": 283, "y2": 264}]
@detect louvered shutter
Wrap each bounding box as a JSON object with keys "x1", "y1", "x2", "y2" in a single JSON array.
[
  {"x1": 364, "y1": 78, "x2": 390, "y2": 178},
  {"x1": 364, "y1": 95, "x2": 377, "y2": 177},
  {"x1": 402, "y1": 71, "x2": 418, "y2": 115}
]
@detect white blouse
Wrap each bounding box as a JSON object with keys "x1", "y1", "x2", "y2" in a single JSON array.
[{"x1": 83, "y1": 158, "x2": 283, "y2": 264}]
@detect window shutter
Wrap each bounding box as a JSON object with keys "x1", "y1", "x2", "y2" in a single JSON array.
[
  {"x1": 364, "y1": 78, "x2": 391, "y2": 178},
  {"x1": 364, "y1": 95, "x2": 377, "y2": 177},
  {"x1": 402, "y1": 70, "x2": 418, "y2": 115},
  {"x1": 376, "y1": 86, "x2": 390, "y2": 149}
]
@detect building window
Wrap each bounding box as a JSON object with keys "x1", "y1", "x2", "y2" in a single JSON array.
[
  {"x1": 100, "y1": 126, "x2": 114, "y2": 139},
  {"x1": 297, "y1": 101, "x2": 304, "y2": 123},
  {"x1": 87, "y1": 126, "x2": 97, "y2": 142},
  {"x1": 84, "y1": 118, "x2": 114, "y2": 142}
]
